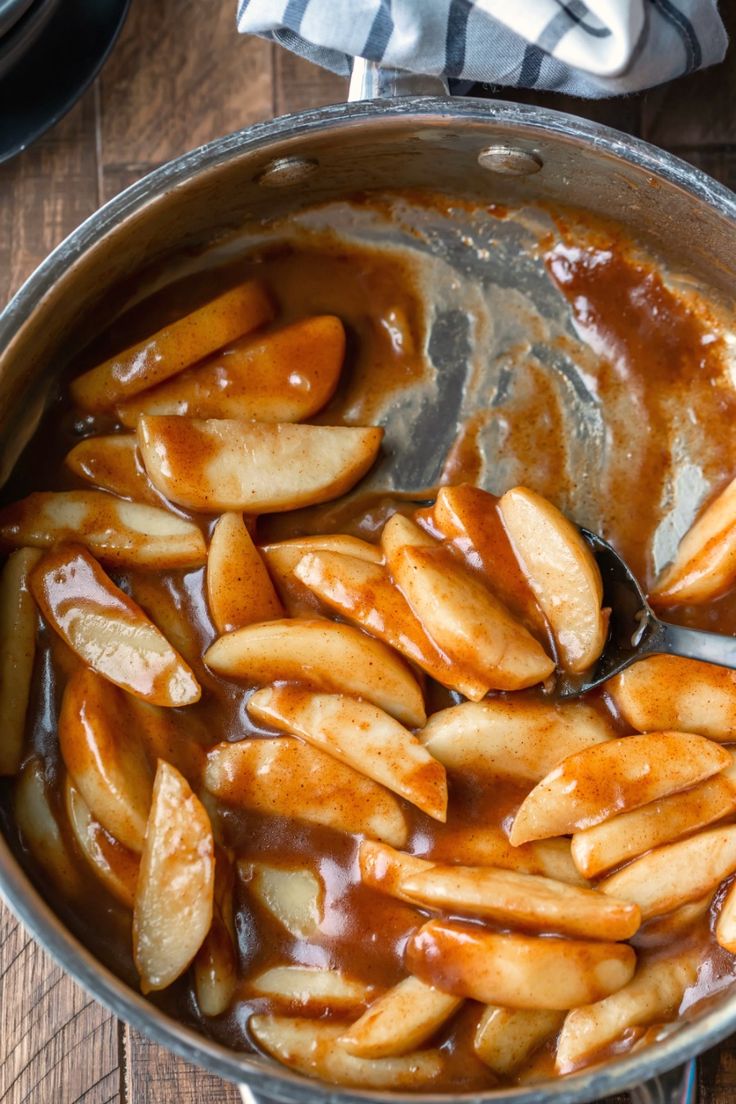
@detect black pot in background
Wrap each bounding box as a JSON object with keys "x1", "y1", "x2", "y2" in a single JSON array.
[{"x1": 0, "y1": 0, "x2": 61, "y2": 80}]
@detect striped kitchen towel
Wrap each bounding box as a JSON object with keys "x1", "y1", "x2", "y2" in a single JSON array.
[{"x1": 236, "y1": 0, "x2": 728, "y2": 97}]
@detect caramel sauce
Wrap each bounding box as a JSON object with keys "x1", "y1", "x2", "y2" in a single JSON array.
[{"x1": 1, "y1": 199, "x2": 735, "y2": 1090}]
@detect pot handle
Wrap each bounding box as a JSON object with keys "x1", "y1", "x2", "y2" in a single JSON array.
[
  {"x1": 629, "y1": 1059, "x2": 698, "y2": 1104},
  {"x1": 348, "y1": 56, "x2": 448, "y2": 101}
]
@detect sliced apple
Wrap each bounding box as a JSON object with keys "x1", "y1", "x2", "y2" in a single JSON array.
[
  {"x1": 205, "y1": 618, "x2": 425, "y2": 727},
  {"x1": 70, "y1": 280, "x2": 274, "y2": 412},
  {"x1": 14, "y1": 758, "x2": 83, "y2": 897},
  {"x1": 498, "y1": 486, "x2": 608, "y2": 673},
  {"x1": 716, "y1": 878, "x2": 736, "y2": 953},
  {"x1": 249, "y1": 967, "x2": 374, "y2": 1012},
  {"x1": 205, "y1": 738, "x2": 407, "y2": 847},
  {"x1": 633, "y1": 896, "x2": 711, "y2": 950},
  {"x1": 137, "y1": 417, "x2": 383, "y2": 512},
  {"x1": 429, "y1": 484, "x2": 550, "y2": 641},
  {"x1": 133, "y1": 760, "x2": 214, "y2": 993},
  {"x1": 0, "y1": 547, "x2": 41, "y2": 775},
  {"x1": 0, "y1": 490, "x2": 206, "y2": 569},
  {"x1": 64, "y1": 777, "x2": 140, "y2": 907},
  {"x1": 424, "y1": 827, "x2": 586, "y2": 886},
  {"x1": 338, "y1": 976, "x2": 462, "y2": 1058},
  {"x1": 420, "y1": 699, "x2": 614, "y2": 784},
  {"x1": 31, "y1": 543, "x2": 200, "y2": 707},
  {"x1": 239, "y1": 860, "x2": 323, "y2": 939},
  {"x1": 129, "y1": 574, "x2": 201, "y2": 667},
  {"x1": 474, "y1": 1007, "x2": 564, "y2": 1076},
  {"x1": 194, "y1": 850, "x2": 237, "y2": 1017},
  {"x1": 117, "y1": 315, "x2": 344, "y2": 426},
  {"x1": 249, "y1": 1016, "x2": 445, "y2": 1089},
  {"x1": 555, "y1": 947, "x2": 702, "y2": 1073},
  {"x1": 206, "y1": 512, "x2": 284, "y2": 633},
  {"x1": 358, "y1": 841, "x2": 433, "y2": 903},
  {"x1": 248, "y1": 686, "x2": 447, "y2": 821},
  {"x1": 400, "y1": 864, "x2": 640, "y2": 941},
  {"x1": 509, "y1": 731, "x2": 730, "y2": 845},
  {"x1": 380, "y1": 513, "x2": 436, "y2": 561},
  {"x1": 125, "y1": 696, "x2": 206, "y2": 788},
  {"x1": 651, "y1": 476, "x2": 736, "y2": 605},
  {"x1": 388, "y1": 543, "x2": 554, "y2": 692},
  {"x1": 65, "y1": 435, "x2": 160, "y2": 505},
  {"x1": 59, "y1": 668, "x2": 154, "y2": 852},
  {"x1": 599, "y1": 825, "x2": 736, "y2": 920},
  {"x1": 263, "y1": 535, "x2": 382, "y2": 616},
  {"x1": 571, "y1": 758, "x2": 736, "y2": 878},
  {"x1": 406, "y1": 920, "x2": 635, "y2": 1010},
  {"x1": 294, "y1": 551, "x2": 490, "y2": 701},
  {"x1": 608, "y1": 654, "x2": 736, "y2": 741}
]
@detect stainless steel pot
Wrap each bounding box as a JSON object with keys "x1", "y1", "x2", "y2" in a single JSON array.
[{"x1": 1, "y1": 63, "x2": 736, "y2": 1104}]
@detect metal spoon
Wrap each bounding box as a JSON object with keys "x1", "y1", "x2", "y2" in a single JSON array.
[{"x1": 558, "y1": 529, "x2": 736, "y2": 697}]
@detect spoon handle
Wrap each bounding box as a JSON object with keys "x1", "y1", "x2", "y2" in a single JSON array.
[{"x1": 643, "y1": 617, "x2": 736, "y2": 669}]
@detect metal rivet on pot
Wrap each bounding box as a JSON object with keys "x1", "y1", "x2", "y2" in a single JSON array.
[
  {"x1": 477, "y1": 146, "x2": 543, "y2": 176},
  {"x1": 256, "y1": 156, "x2": 319, "y2": 188}
]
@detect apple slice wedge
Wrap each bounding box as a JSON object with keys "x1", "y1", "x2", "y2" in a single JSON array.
[
  {"x1": 137, "y1": 417, "x2": 383, "y2": 512},
  {"x1": 406, "y1": 920, "x2": 635, "y2": 1010},
  {"x1": 651, "y1": 476, "x2": 736, "y2": 605},
  {"x1": 607, "y1": 654, "x2": 736, "y2": 740},
  {"x1": 338, "y1": 976, "x2": 462, "y2": 1058},
  {"x1": 509, "y1": 731, "x2": 731, "y2": 845},
  {"x1": 0, "y1": 547, "x2": 41, "y2": 775},
  {"x1": 207, "y1": 512, "x2": 284, "y2": 633},
  {"x1": 0, "y1": 490, "x2": 206, "y2": 569},
  {"x1": 248, "y1": 686, "x2": 447, "y2": 821},
  {"x1": 419, "y1": 699, "x2": 614, "y2": 783},
  {"x1": 239, "y1": 860, "x2": 323, "y2": 939},
  {"x1": 498, "y1": 486, "x2": 608, "y2": 673},
  {"x1": 70, "y1": 280, "x2": 273, "y2": 412},
  {"x1": 263, "y1": 535, "x2": 382, "y2": 615},
  {"x1": 399, "y1": 863, "x2": 640, "y2": 941},
  {"x1": 294, "y1": 551, "x2": 490, "y2": 701},
  {"x1": 474, "y1": 1007, "x2": 564, "y2": 1076},
  {"x1": 716, "y1": 878, "x2": 736, "y2": 953},
  {"x1": 117, "y1": 316, "x2": 345, "y2": 425},
  {"x1": 59, "y1": 668, "x2": 154, "y2": 852},
  {"x1": 599, "y1": 824, "x2": 736, "y2": 920},
  {"x1": 133, "y1": 760, "x2": 214, "y2": 993},
  {"x1": 31, "y1": 543, "x2": 200, "y2": 707},
  {"x1": 65, "y1": 435, "x2": 160, "y2": 505},
  {"x1": 388, "y1": 542, "x2": 555, "y2": 692},
  {"x1": 571, "y1": 758, "x2": 736, "y2": 878},
  {"x1": 194, "y1": 850, "x2": 238, "y2": 1017},
  {"x1": 358, "y1": 841, "x2": 434, "y2": 903},
  {"x1": 64, "y1": 777, "x2": 140, "y2": 907},
  {"x1": 249, "y1": 1016, "x2": 445, "y2": 1089},
  {"x1": 205, "y1": 737, "x2": 408, "y2": 846},
  {"x1": 555, "y1": 947, "x2": 702, "y2": 1073},
  {"x1": 424, "y1": 827, "x2": 587, "y2": 886},
  {"x1": 14, "y1": 758, "x2": 83, "y2": 897},
  {"x1": 428, "y1": 484, "x2": 551, "y2": 642},
  {"x1": 249, "y1": 967, "x2": 374, "y2": 1012},
  {"x1": 205, "y1": 618, "x2": 425, "y2": 727}
]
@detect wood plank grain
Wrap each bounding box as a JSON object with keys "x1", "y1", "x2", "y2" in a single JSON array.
[
  {"x1": 0, "y1": 91, "x2": 98, "y2": 306},
  {"x1": 0, "y1": 900, "x2": 121, "y2": 1104},
  {"x1": 98, "y1": 1, "x2": 274, "y2": 202},
  {"x1": 122, "y1": 1027, "x2": 240, "y2": 1104},
  {"x1": 272, "y1": 44, "x2": 346, "y2": 116}
]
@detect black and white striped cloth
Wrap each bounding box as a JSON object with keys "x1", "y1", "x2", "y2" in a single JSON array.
[{"x1": 236, "y1": 0, "x2": 728, "y2": 97}]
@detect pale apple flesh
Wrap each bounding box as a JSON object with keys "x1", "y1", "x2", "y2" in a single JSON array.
[
  {"x1": 71, "y1": 279, "x2": 274, "y2": 412},
  {"x1": 0, "y1": 490, "x2": 206, "y2": 569},
  {"x1": 14, "y1": 758, "x2": 83, "y2": 898},
  {"x1": 498, "y1": 486, "x2": 608, "y2": 673},
  {"x1": 65, "y1": 434, "x2": 161, "y2": 505},
  {"x1": 204, "y1": 618, "x2": 425, "y2": 727},
  {"x1": 249, "y1": 966, "x2": 375, "y2": 1012},
  {"x1": 64, "y1": 777, "x2": 140, "y2": 908},
  {"x1": 651, "y1": 476, "x2": 736, "y2": 605},
  {"x1": 247, "y1": 685, "x2": 447, "y2": 820},
  {"x1": 422, "y1": 826, "x2": 587, "y2": 886},
  {"x1": 338, "y1": 976, "x2": 462, "y2": 1058},
  {"x1": 263, "y1": 535, "x2": 382, "y2": 616},
  {"x1": 239, "y1": 860, "x2": 323, "y2": 940},
  {"x1": 607, "y1": 654, "x2": 736, "y2": 740},
  {"x1": 117, "y1": 315, "x2": 345, "y2": 425},
  {"x1": 137, "y1": 416, "x2": 383, "y2": 512},
  {"x1": 716, "y1": 878, "x2": 736, "y2": 953},
  {"x1": 133, "y1": 761, "x2": 215, "y2": 993},
  {"x1": 31, "y1": 543, "x2": 201, "y2": 707},
  {"x1": 474, "y1": 1007, "x2": 564, "y2": 1076},
  {"x1": 406, "y1": 919, "x2": 636, "y2": 1010},
  {"x1": 510, "y1": 731, "x2": 731, "y2": 845}
]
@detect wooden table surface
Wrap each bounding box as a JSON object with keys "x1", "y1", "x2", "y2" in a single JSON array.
[{"x1": 2, "y1": 2, "x2": 736, "y2": 1101}]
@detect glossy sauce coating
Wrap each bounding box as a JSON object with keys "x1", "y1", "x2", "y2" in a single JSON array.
[{"x1": 2, "y1": 204, "x2": 736, "y2": 1089}]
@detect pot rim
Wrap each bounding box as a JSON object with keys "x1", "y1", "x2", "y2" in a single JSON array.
[{"x1": 1, "y1": 95, "x2": 736, "y2": 1103}]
